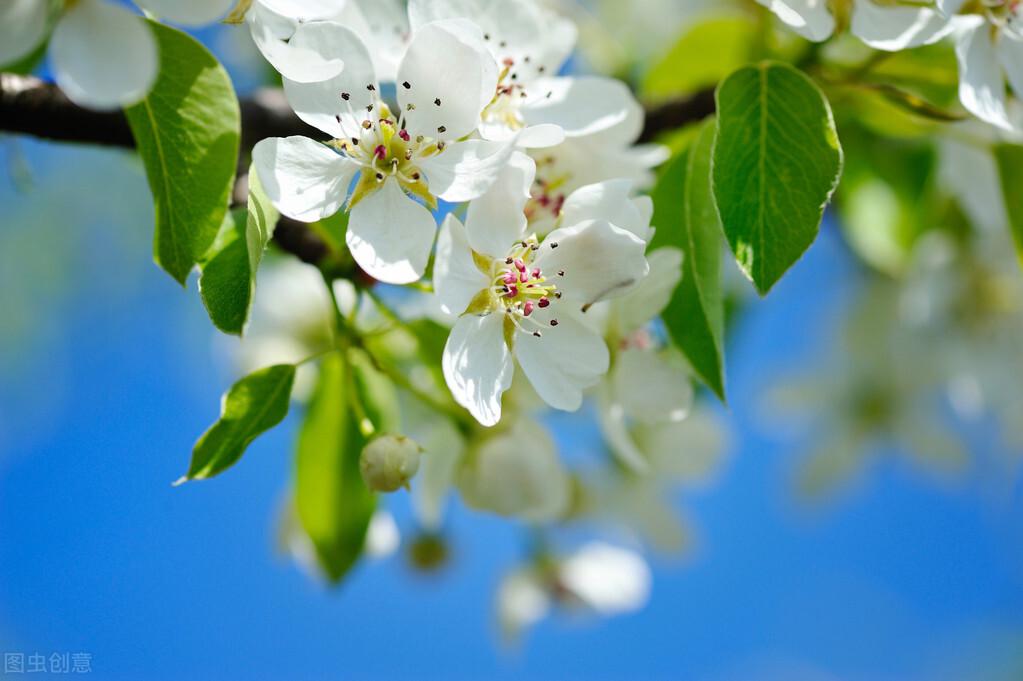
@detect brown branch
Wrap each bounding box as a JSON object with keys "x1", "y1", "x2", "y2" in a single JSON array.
[{"x1": 0, "y1": 72, "x2": 715, "y2": 264}]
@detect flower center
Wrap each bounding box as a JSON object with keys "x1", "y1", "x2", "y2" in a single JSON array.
[
  {"x1": 482, "y1": 60, "x2": 530, "y2": 131},
  {"x1": 484, "y1": 236, "x2": 564, "y2": 339},
  {"x1": 525, "y1": 156, "x2": 571, "y2": 224},
  {"x1": 330, "y1": 92, "x2": 443, "y2": 209},
  {"x1": 985, "y1": 0, "x2": 1023, "y2": 37}
]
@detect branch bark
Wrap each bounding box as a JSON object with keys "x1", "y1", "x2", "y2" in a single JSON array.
[{"x1": 0, "y1": 73, "x2": 715, "y2": 263}]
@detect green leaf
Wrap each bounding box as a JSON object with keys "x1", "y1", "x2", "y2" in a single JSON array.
[
  {"x1": 124, "y1": 21, "x2": 241, "y2": 285},
  {"x1": 651, "y1": 121, "x2": 726, "y2": 400},
  {"x1": 198, "y1": 167, "x2": 278, "y2": 334},
  {"x1": 995, "y1": 144, "x2": 1023, "y2": 268},
  {"x1": 713, "y1": 61, "x2": 843, "y2": 295},
  {"x1": 643, "y1": 17, "x2": 757, "y2": 100},
  {"x1": 180, "y1": 364, "x2": 295, "y2": 482},
  {"x1": 295, "y1": 350, "x2": 398, "y2": 583}
]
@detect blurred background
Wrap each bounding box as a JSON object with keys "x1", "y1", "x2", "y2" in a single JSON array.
[{"x1": 2, "y1": 1, "x2": 1023, "y2": 680}]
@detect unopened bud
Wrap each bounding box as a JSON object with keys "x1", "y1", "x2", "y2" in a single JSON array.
[{"x1": 360, "y1": 435, "x2": 421, "y2": 492}]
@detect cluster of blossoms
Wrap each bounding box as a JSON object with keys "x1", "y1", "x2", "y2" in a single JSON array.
[
  {"x1": 757, "y1": 0, "x2": 1023, "y2": 130},
  {"x1": 248, "y1": 0, "x2": 663, "y2": 430}
]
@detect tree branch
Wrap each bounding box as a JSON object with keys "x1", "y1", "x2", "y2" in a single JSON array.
[{"x1": 0, "y1": 72, "x2": 715, "y2": 264}]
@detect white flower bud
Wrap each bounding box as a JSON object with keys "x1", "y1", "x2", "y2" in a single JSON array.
[{"x1": 360, "y1": 435, "x2": 421, "y2": 493}]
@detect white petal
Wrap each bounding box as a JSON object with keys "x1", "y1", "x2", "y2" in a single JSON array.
[
  {"x1": 757, "y1": 0, "x2": 835, "y2": 41},
  {"x1": 336, "y1": 0, "x2": 409, "y2": 82},
  {"x1": 259, "y1": 0, "x2": 348, "y2": 20},
  {"x1": 282, "y1": 22, "x2": 376, "y2": 137},
  {"x1": 408, "y1": 0, "x2": 576, "y2": 81},
  {"x1": 398, "y1": 20, "x2": 491, "y2": 141},
  {"x1": 347, "y1": 180, "x2": 436, "y2": 284},
  {"x1": 135, "y1": 0, "x2": 234, "y2": 25},
  {"x1": 434, "y1": 214, "x2": 489, "y2": 316},
  {"x1": 458, "y1": 418, "x2": 569, "y2": 520},
  {"x1": 514, "y1": 308, "x2": 608, "y2": 412},
  {"x1": 535, "y1": 219, "x2": 650, "y2": 306},
  {"x1": 559, "y1": 179, "x2": 654, "y2": 243},
  {"x1": 464, "y1": 151, "x2": 534, "y2": 256},
  {"x1": 50, "y1": 0, "x2": 157, "y2": 110},
  {"x1": 560, "y1": 543, "x2": 651, "y2": 615},
  {"x1": 248, "y1": 7, "x2": 345, "y2": 83},
  {"x1": 419, "y1": 138, "x2": 517, "y2": 203},
  {"x1": 597, "y1": 390, "x2": 651, "y2": 473},
  {"x1": 524, "y1": 76, "x2": 635, "y2": 139},
  {"x1": 516, "y1": 124, "x2": 565, "y2": 148},
  {"x1": 0, "y1": 0, "x2": 49, "y2": 66},
  {"x1": 442, "y1": 313, "x2": 514, "y2": 427},
  {"x1": 412, "y1": 420, "x2": 466, "y2": 531},
  {"x1": 612, "y1": 348, "x2": 693, "y2": 425},
  {"x1": 610, "y1": 247, "x2": 683, "y2": 334},
  {"x1": 634, "y1": 407, "x2": 726, "y2": 484},
  {"x1": 936, "y1": 0, "x2": 967, "y2": 16},
  {"x1": 851, "y1": 3, "x2": 953, "y2": 52},
  {"x1": 497, "y1": 570, "x2": 550, "y2": 639},
  {"x1": 363, "y1": 510, "x2": 400, "y2": 558},
  {"x1": 956, "y1": 22, "x2": 1013, "y2": 130},
  {"x1": 252, "y1": 136, "x2": 356, "y2": 222},
  {"x1": 999, "y1": 35, "x2": 1023, "y2": 102}
]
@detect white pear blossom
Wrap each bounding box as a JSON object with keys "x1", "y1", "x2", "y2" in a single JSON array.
[
  {"x1": 254, "y1": 20, "x2": 515, "y2": 284},
  {"x1": 240, "y1": 0, "x2": 351, "y2": 82},
  {"x1": 458, "y1": 418, "x2": 571, "y2": 521},
  {"x1": 0, "y1": 0, "x2": 158, "y2": 110},
  {"x1": 435, "y1": 162, "x2": 650, "y2": 426},
  {"x1": 405, "y1": 0, "x2": 638, "y2": 148},
  {"x1": 935, "y1": 0, "x2": 1023, "y2": 130},
  {"x1": 496, "y1": 542, "x2": 651, "y2": 640},
  {"x1": 757, "y1": 0, "x2": 953, "y2": 50}
]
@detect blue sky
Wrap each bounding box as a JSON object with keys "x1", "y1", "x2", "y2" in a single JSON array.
[{"x1": 1, "y1": 140, "x2": 1022, "y2": 681}]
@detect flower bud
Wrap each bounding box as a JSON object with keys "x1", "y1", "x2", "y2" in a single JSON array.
[{"x1": 360, "y1": 435, "x2": 422, "y2": 493}]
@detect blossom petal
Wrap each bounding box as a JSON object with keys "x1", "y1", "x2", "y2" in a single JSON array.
[
  {"x1": 259, "y1": 0, "x2": 348, "y2": 20},
  {"x1": 282, "y1": 22, "x2": 377, "y2": 137},
  {"x1": 956, "y1": 21, "x2": 1012, "y2": 130},
  {"x1": 757, "y1": 0, "x2": 834, "y2": 42},
  {"x1": 0, "y1": 0, "x2": 49, "y2": 66},
  {"x1": 514, "y1": 308, "x2": 608, "y2": 412},
  {"x1": 442, "y1": 313, "x2": 514, "y2": 427},
  {"x1": 398, "y1": 20, "x2": 491, "y2": 141},
  {"x1": 534, "y1": 219, "x2": 650, "y2": 307},
  {"x1": 560, "y1": 543, "x2": 651, "y2": 615},
  {"x1": 50, "y1": 0, "x2": 157, "y2": 110},
  {"x1": 524, "y1": 76, "x2": 635, "y2": 139},
  {"x1": 611, "y1": 247, "x2": 683, "y2": 335},
  {"x1": 458, "y1": 419, "x2": 569, "y2": 520},
  {"x1": 408, "y1": 0, "x2": 576, "y2": 81},
  {"x1": 252, "y1": 136, "x2": 357, "y2": 222},
  {"x1": 434, "y1": 214, "x2": 490, "y2": 316},
  {"x1": 248, "y1": 6, "x2": 345, "y2": 83},
  {"x1": 336, "y1": 0, "x2": 409, "y2": 82},
  {"x1": 559, "y1": 180, "x2": 654, "y2": 243},
  {"x1": 998, "y1": 35, "x2": 1023, "y2": 103},
  {"x1": 347, "y1": 180, "x2": 436, "y2": 284},
  {"x1": 419, "y1": 138, "x2": 517, "y2": 202},
  {"x1": 134, "y1": 0, "x2": 234, "y2": 26},
  {"x1": 465, "y1": 151, "x2": 535, "y2": 256},
  {"x1": 936, "y1": 0, "x2": 967, "y2": 16},
  {"x1": 412, "y1": 420, "x2": 466, "y2": 531},
  {"x1": 612, "y1": 348, "x2": 693, "y2": 425},
  {"x1": 851, "y1": 3, "x2": 953, "y2": 51}
]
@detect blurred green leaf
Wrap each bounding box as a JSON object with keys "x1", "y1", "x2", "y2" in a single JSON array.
[
  {"x1": 181, "y1": 364, "x2": 296, "y2": 482},
  {"x1": 643, "y1": 16, "x2": 756, "y2": 100},
  {"x1": 713, "y1": 61, "x2": 843, "y2": 295},
  {"x1": 995, "y1": 144, "x2": 1023, "y2": 268},
  {"x1": 198, "y1": 167, "x2": 278, "y2": 334},
  {"x1": 296, "y1": 350, "x2": 398, "y2": 583},
  {"x1": 837, "y1": 124, "x2": 937, "y2": 275},
  {"x1": 125, "y1": 21, "x2": 241, "y2": 285},
  {"x1": 651, "y1": 121, "x2": 726, "y2": 400}
]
